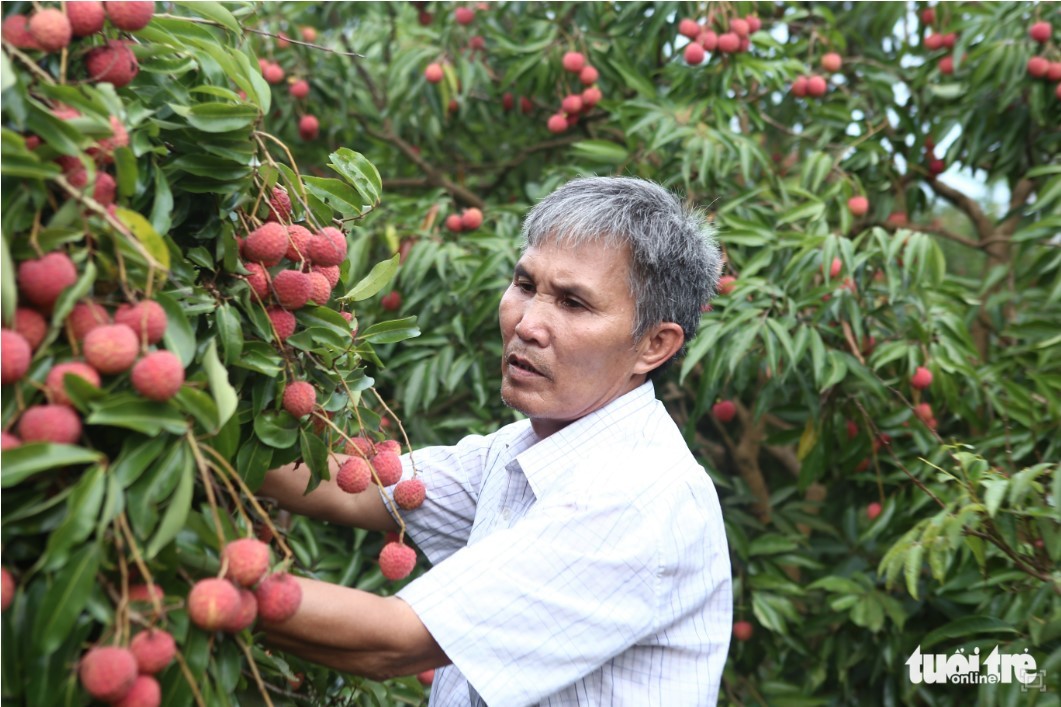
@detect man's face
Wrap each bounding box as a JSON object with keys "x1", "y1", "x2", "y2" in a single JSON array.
[{"x1": 499, "y1": 240, "x2": 649, "y2": 437}]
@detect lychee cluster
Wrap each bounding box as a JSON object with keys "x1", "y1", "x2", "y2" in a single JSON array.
[
  {"x1": 676, "y1": 13, "x2": 762, "y2": 66},
  {"x1": 1024, "y1": 21, "x2": 1061, "y2": 99},
  {"x1": 444, "y1": 207, "x2": 484, "y2": 233},
  {"x1": 76, "y1": 620, "x2": 171, "y2": 706},
  {"x1": 545, "y1": 51, "x2": 604, "y2": 134}
]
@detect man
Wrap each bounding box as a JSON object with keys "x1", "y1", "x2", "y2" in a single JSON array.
[{"x1": 259, "y1": 176, "x2": 732, "y2": 705}]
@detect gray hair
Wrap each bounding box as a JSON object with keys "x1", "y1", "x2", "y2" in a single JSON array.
[{"x1": 520, "y1": 176, "x2": 722, "y2": 377}]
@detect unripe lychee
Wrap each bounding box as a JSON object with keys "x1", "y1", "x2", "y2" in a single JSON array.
[
  {"x1": 243, "y1": 262, "x2": 270, "y2": 300},
  {"x1": 104, "y1": 1, "x2": 155, "y2": 31},
  {"x1": 454, "y1": 6, "x2": 475, "y2": 25},
  {"x1": 337, "y1": 456, "x2": 372, "y2": 494},
  {"x1": 308, "y1": 227, "x2": 347, "y2": 266},
  {"x1": 2, "y1": 15, "x2": 42, "y2": 50},
  {"x1": 298, "y1": 114, "x2": 319, "y2": 141},
  {"x1": 254, "y1": 573, "x2": 302, "y2": 623},
  {"x1": 424, "y1": 63, "x2": 444, "y2": 84},
  {"x1": 68, "y1": 1, "x2": 106, "y2": 36},
  {"x1": 306, "y1": 271, "x2": 332, "y2": 305},
  {"x1": 84, "y1": 324, "x2": 139, "y2": 374},
  {"x1": 717, "y1": 275, "x2": 736, "y2": 295},
  {"x1": 268, "y1": 186, "x2": 293, "y2": 222},
  {"x1": 579, "y1": 65, "x2": 599, "y2": 85},
  {"x1": 222, "y1": 587, "x2": 258, "y2": 633},
  {"x1": 1, "y1": 329, "x2": 32, "y2": 385},
  {"x1": 1030, "y1": 21, "x2": 1052, "y2": 43},
  {"x1": 312, "y1": 264, "x2": 340, "y2": 289},
  {"x1": 85, "y1": 40, "x2": 139, "y2": 88},
  {"x1": 1, "y1": 568, "x2": 14, "y2": 611},
  {"x1": 683, "y1": 42, "x2": 705, "y2": 65},
  {"x1": 289, "y1": 79, "x2": 309, "y2": 99},
  {"x1": 267, "y1": 307, "x2": 297, "y2": 342},
  {"x1": 461, "y1": 207, "x2": 483, "y2": 231},
  {"x1": 19, "y1": 404, "x2": 82, "y2": 444},
  {"x1": 285, "y1": 224, "x2": 313, "y2": 262},
  {"x1": 187, "y1": 578, "x2": 242, "y2": 632},
  {"x1": 847, "y1": 195, "x2": 869, "y2": 216},
  {"x1": 1, "y1": 433, "x2": 21, "y2": 451},
  {"x1": 131, "y1": 351, "x2": 185, "y2": 401},
  {"x1": 45, "y1": 361, "x2": 101, "y2": 405},
  {"x1": 113, "y1": 674, "x2": 161, "y2": 707},
  {"x1": 379, "y1": 542, "x2": 416, "y2": 581},
  {"x1": 69, "y1": 301, "x2": 112, "y2": 340},
  {"x1": 821, "y1": 52, "x2": 842, "y2": 73},
  {"x1": 28, "y1": 8, "x2": 72, "y2": 53},
  {"x1": 129, "y1": 629, "x2": 175, "y2": 674},
  {"x1": 394, "y1": 478, "x2": 426, "y2": 510},
  {"x1": 244, "y1": 222, "x2": 288, "y2": 266},
  {"x1": 562, "y1": 51, "x2": 585, "y2": 73},
  {"x1": 911, "y1": 366, "x2": 933, "y2": 389},
  {"x1": 273, "y1": 270, "x2": 311, "y2": 310},
  {"x1": 712, "y1": 400, "x2": 736, "y2": 424},
  {"x1": 282, "y1": 381, "x2": 316, "y2": 418},
  {"x1": 114, "y1": 300, "x2": 167, "y2": 345},
  {"x1": 371, "y1": 450, "x2": 402, "y2": 486},
  {"x1": 223, "y1": 538, "x2": 272, "y2": 587},
  {"x1": 79, "y1": 646, "x2": 138, "y2": 702},
  {"x1": 18, "y1": 252, "x2": 78, "y2": 309},
  {"x1": 380, "y1": 290, "x2": 402, "y2": 312}
]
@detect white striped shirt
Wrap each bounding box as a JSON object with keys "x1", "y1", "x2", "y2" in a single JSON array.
[{"x1": 391, "y1": 382, "x2": 731, "y2": 706}]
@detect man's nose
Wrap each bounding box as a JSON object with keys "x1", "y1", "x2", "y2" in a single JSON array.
[{"x1": 513, "y1": 295, "x2": 550, "y2": 346}]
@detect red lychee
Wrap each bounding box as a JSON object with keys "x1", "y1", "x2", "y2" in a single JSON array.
[
  {"x1": 394, "y1": 478, "x2": 426, "y2": 510},
  {"x1": 546, "y1": 113, "x2": 567, "y2": 133},
  {"x1": 806, "y1": 75, "x2": 828, "y2": 97},
  {"x1": 300, "y1": 26, "x2": 316, "y2": 42},
  {"x1": 717, "y1": 275, "x2": 736, "y2": 295},
  {"x1": 222, "y1": 587, "x2": 258, "y2": 633},
  {"x1": 69, "y1": 301, "x2": 111, "y2": 340},
  {"x1": 244, "y1": 222, "x2": 288, "y2": 266},
  {"x1": 306, "y1": 271, "x2": 332, "y2": 305},
  {"x1": 254, "y1": 573, "x2": 302, "y2": 623},
  {"x1": 579, "y1": 65, "x2": 599, "y2": 85},
  {"x1": 28, "y1": 8, "x2": 72, "y2": 52},
  {"x1": 914, "y1": 402, "x2": 934, "y2": 424},
  {"x1": 19, "y1": 404, "x2": 82, "y2": 444},
  {"x1": 1030, "y1": 21, "x2": 1052, "y2": 43},
  {"x1": 581, "y1": 86, "x2": 602, "y2": 107},
  {"x1": 911, "y1": 366, "x2": 933, "y2": 389},
  {"x1": 924, "y1": 33, "x2": 944, "y2": 51},
  {"x1": 847, "y1": 195, "x2": 869, "y2": 216},
  {"x1": 104, "y1": 1, "x2": 155, "y2": 31},
  {"x1": 312, "y1": 264, "x2": 340, "y2": 288},
  {"x1": 273, "y1": 270, "x2": 311, "y2": 310},
  {"x1": 129, "y1": 629, "x2": 175, "y2": 674},
  {"x1": 114, "y1": 300, "x2": 167, "y2": 345},
  {"x1": 337, "y1": 456, "x2": 372, "y2": 494},
  {"x1": 1, "y1": 568, "x2": 14, "y2": 611},
  {"x1": 445, "y1": 214, "x2": 464, "y2": 233},
  {"x1": 821, "y1": 52, "x2": 842, "y2": 73},
  {"x1": 84, "y1": 324, "x2": 139, "y2": 374},
  {"x1": 45, "y1": 361, "x2": 101, "y2": 405},
  {"x1": 845, "y1": 419, "x2": 858, "y2": 439},
  {"x1": 2, "y1": 15, "x2": 42, "y2": 49},
  {"x1": 268, "y1": 186, "x2": 293, "y2": 222},
  {"x1": 377, "y1": 439, "x2": 400, "y2": 455},
  {"x1": 1, "y1": 329, "x2": 32, "y2": 385},
  {"x1": 131, "y1": 351, "x2": 185, "y2": 401},
  {"x1": 733, "y1": 620, "x2": 753, "y2": 641},
  {"x1": 939, "y1": 56, "x2": 954, "y2": 75},
  {"x1": 285, "y1": 224, "x2": 313, "y2": 262},
  {"x1": 562, "y1": 51, "x2": 585, "y2": 73},
  {"x1": 717, "y1": 32, "x2": 739, "y2": 53},
  {"x1": 866, "y1": 502, "x2": 883, "y2": 520},
  {"x1": 243, "y1": 262, "x2": 270, "y2": 300},
  {"x1": 289, "y1": 79, "x2": 310, "y2": 99},
  {"x1": 1028, "y1": 56, "x2": 1049, "y2": 78},
  {"x1": 113, "y1": 674, "x2": 160, "y2": 707},
  {"x1": 85, "y1": 40, "x2": 139, "y2": 88},
  {"x1": 187, "y1": 578, "x2": 241, "y2": 631},
  {"x1": 683, "y1": 42, "x2": 705, "y2": 65},
  {"x1": 18, "y1": 252, "x2": 78, "y2": 309},
  {"x1": 380, "y1": 290, "x2": 402, "y2": 312},
  {"x1": 263, "y1": 62, "x2": 284, "y2": 85},
  {"x1": 791, "y1": 76, "x2": 808, "y2": 97},
  {"x1": 298, "y1": 114, "x2": 319, "y2": 141},
  {"x1": 827, "y1": 257, "x2": 842, "y2": 278},
  {"x1": 460, "y1": 207, "x2": 483, "y2": 231},
  {"x1": 1, "y1": 433, "x2": 22, "y2": 451},
  {"x1": 712, "y1": 400, "x2": 736, "y2": 424},
  {"x1": 308, "y1": 227, "x2": 347, "y2": 266},
  {"x1": 730, "y1": 17, "x2": 750, "y2": 37},
  {"x1": 678, "y1": 18, "x2": 701, "y2": 39},
  {"x1": 371, "y1": 450, "x2": 402, "y2": 486},
  {"x1": 282, "y1": 381, "x2": 316, "y2": 418},
  {"x1": 920, "y1": 8, "x2": 935, "y2": 25},
  {"x1": 68, "y1": 1, "x2": 106, "y2": 37},
  {"x1": 454, "y1": 6, "x2": 475, "y2": 25},
  {"x1": 424, "y1": 63, "x2": 444, "y2": 84},
  {"x1": 267, "y1": 307, "x2": 297, "y2": 342},
  {"x1": 79, "y1": 646, "x2": 138, "y2": 702},
  {"x1": 128, "y1": 583, "x2": 164, "y2": 603},
  {"x1": 343, "y1": 435, "x2": 373, "y2": 457},
  {"x1": 223, "y1": 538, "x2": 272, "y2": 588},
  {"x1": 379, "y1": 542, "x2": 416, "y2": 581}
]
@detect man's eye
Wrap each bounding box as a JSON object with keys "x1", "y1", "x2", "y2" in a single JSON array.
[
  {"x1": 515, "y1": 281, "x2": 534, "y2": 293},
  {"x1": 561, "y1": 297, "x2": 583, "y2": 309}
]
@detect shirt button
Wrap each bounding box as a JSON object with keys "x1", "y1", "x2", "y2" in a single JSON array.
[{"x1": 500, "y1": 507, "x2": 512, "y2": 521}]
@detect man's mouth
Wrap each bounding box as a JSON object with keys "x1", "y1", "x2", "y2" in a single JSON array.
[{"x1": 507, "y1": 353, "x2": 546, "y2": 377}]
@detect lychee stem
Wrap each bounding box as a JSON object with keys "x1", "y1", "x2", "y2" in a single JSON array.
[
  {"x1": 211, "y1": 459, "x2": 253, "y2": 532},
  {"x1": 236, "y1": 635, "x2": 276, "y2": 707},
  {"x1": 117, "y1": 514, "x2": 165, "y2": 619},
  {"x1": 253, "y1": 132, "x2": 325, "y2": 232},
  {"x1": 173, "y1": 650, "x2": 208, "y2": 707},
  {"x1": 370, "y1": 386, "x2": 419, "y2": 479},
  {"x1": 187, "y1": 432, "x2": 227, "y2": 549},
  {"x1": 2, "y1": 44, "x2": 55, "y2": 84}
]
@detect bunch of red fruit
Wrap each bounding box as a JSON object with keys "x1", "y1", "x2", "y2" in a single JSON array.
[
  {"x1": 545, "y1": 51, "x2": 604, "y2": 134},
  {"x1": 677, "y1": 13, "x2": 762, "y2": 65},
  {"x1": 1025, "y1": 21, "x2": 1061, "y2": 99}
]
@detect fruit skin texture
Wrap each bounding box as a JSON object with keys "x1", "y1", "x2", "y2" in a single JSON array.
[
  {"x1": 244, "y1": 222, "x2": 288, "y2": 266},
  {"x1": 806, "y1": 75, "x2": 828, "y2": 97},
  {"x1": 285, "y1": 224, "x2": 313, "y2": 261},
  {"x1": 2, "y1": 15, "x2": 42, "y2": 49},
  {"x1": 299, "y1": 114, "x2": 319, "y2": 140},
  {"x1": 379, "y1": 542, "x2": 417, "y2": 581},
  {"x1": 113, "y1": 674, "x2": 161, "y2": 707},
  {"x1": 131, "y1": 351, "x2": 185, "y2": 401},
  {"x1": 282, "y1": 381, "x2": 316, "y2": 418},
  {"x1": 273, "y1": 270, "x2": 311, "y2": 310},
  {"x1": 394, "y1": 478, "x2": 426, "y2": 510},
  {"x1": 424, "y1": 63, "x2": 444, "y2": 83},
  {"x1": 866, "y1": 502, "x2": 883, "y2": 520},
  {"x1": 105, "y1": 1, "x2": 155, "y2": 31},
  {"x1": 255, "y1": 573, "x2": 302, "y2": 623},
  {"x1": 911, "y1": 366, "x2": 933, "y2": 389},
  {"x1": 129, "y1": 629, "x2": 175, "y2": 674},
  {"x1": 733, "y1": 621, "x2": 753, "y2": 641},
  {"x1": 79, "y1": 646, "x2": 139, "y2": 702},
  {"x1": 46, "y1": 361, "x2": 102, "y2": 405},
  {"x1": 1030, "y1": 21, "x2": 1052, "y2": 43},
  {"x1": 18, "y1": 252, "x2": 78, "y2": 309},
  {"x1": 84, "y1": 324, "x2": 139, "y2": 374},
  {"x1": 313, "y1": 264, "x2": 340, "y2": 288},
  {"x1": 188, "y1": 578, "x2": 242, "y2": 631},
  {"x1": 114, "y1": 300, "x2": 167, "y2": 344},
  {"x1": 847, "y1": 195, "x2": 869, "y2": 216},
  {"x1": 1, "y1": 568, "x2": 14, "y2": 611},
  {"x1": 380, "y1": 290, "x2": 402, "y2": 312},
  {"x1": 28, "y1": 8, "x2": 72, "y2": 52},
  {"x1": 371, "y1": 450, "x2": 403, "y2": 486},
  {"x1": 224, "y1": 538, "x2": 272, "y2": 587},
  {"x1": 223, "y1": 587, "x2": 259, "y2": 633},
  {"x1": 69, "y1": 301, "x2": 112, "y2": 340},
  {"x1": 821, "y1": 52, "x2": 842, "y2": 72},
  {"x1": 67, "y1": 1, "x2": 106, "y2": 37},
  {"x1": 562, "y1": 51, "x2": 585, "y2": 73},
  {"x1": 308, "y1": 227, "x2": 347, "y2": 266},
  {"x1": 85, "y1": 40, "x2": 139, "y2": 87},
  {"x1": 268, "y1": 187, "x2": 292, "y2": 222},
  {"x1": 306, "y1": 271, "x2": 332, "y2": 305},
  {"x1": 1, "y1": 433, "x2": 21, "y2": 451},
  {"x1": 684, "y1": 42, "x2": 705, "y2": 65},
  {"x1": 18, "y1": 404, "x2": 82, "y2": 444},
  {"x1": 460, "y1": 207, "x2": 483, "y2": 231},
  {"x1": 1, "y1": 329, "x2": 32, "y2": 384},
  {"x1": 337, "y1": 457, "x2": 372, "y2": 494},
  {"x1": 289, "y1": 79, "x2": 310, "y2": 99},
  {"x1": 712, "y1": 400, "x2": 737, "y2": 424},
  {"x1": 267, "y1": 308, "x2": 297, "y2": 342},
  {"x1": 243, "y1": 262, "x2": 270, "y2": 300}
]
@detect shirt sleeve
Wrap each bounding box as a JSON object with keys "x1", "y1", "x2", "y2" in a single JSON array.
[{"x1": 397, "y1": 489, "x2": 662, "y2": 707}]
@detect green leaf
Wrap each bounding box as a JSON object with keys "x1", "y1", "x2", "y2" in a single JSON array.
[
  {"x1": 358, "y1": 316, "x2": 421, "y2": 344},
  {"x1": 981, "y1": 476, "x2": 1009, "y2": 518},
  {"x1": 303, "y1": 176, "x2": 365, "y2": 218},
  {"x1": 145, "y1": 447, "x2": 194, "y2": 558},
  {"x1": 328, "y1": 148, "x2": 382, "y2": 207},
  {"x1": 253, "y1": 411, "x2": 299, "y2": 449},
  {"x1": 40, "y1": 465, "x2": 106, "y2": 571},
  {"x1": 33, "y1": 543, "x2": 101, "y2": 654},
  {"x1": 180, "y1": 0, "x2": 241, "y2": 33},
  {"x1": 903, "y1": 543, "x2": 924, "y2": 600},
  {"x1": 920, "y1": 616, "x2": 1018, "y2": 651},
  {"x1": 1, "y1": 444, "x2": 103, "y2": 487},
  {"x1": 169, "y1": 102, "x2": 259, "y2": 133},
  {"x1": 202, "y1": 339, "x2": 238, "y2": 430},
  {"x1": 571, "y1": 140, "x2": 629, "y2": 164},
  {"x1": 114, "y1": 207, "x2": 171, "y2": 271},
  {"x1": 87, "y1": 395, "x2": 190, "y2": 436},
  {"x1": 215, "y1": 303, "x2": 243, "y2": 365},
  {"x1": 342, "y1": 254, "x2": 399, "y2": 301}
]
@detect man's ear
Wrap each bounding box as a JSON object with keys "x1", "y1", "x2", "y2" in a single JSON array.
[{"x1": 634, "y1": 322, "x2": 685, "y2": 375}]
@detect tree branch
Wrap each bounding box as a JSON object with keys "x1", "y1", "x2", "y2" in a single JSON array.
[{"x1": 927, "y1": 177, "x2": 994, "y2": 241}]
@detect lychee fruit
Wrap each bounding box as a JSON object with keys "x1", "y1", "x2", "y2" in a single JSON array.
[
  {"x1": 85, "y1": 40, "x2": 139, "y2": 88},
  {"x1": 222, "y1": 587, "x2": 258, "y2": 633},
  {"x1": 683, "y1": 42, "x2": 705, "y2": 65},
  {"x1": 847, "y1": 195, "x2": 869, "y2": 216},
  {"x1": 223, "y1": 538, "x2": 272, "y2": 587},
  {"x1": 828, "y1": 257, "x2": 842, "y2": 279},
  {"x1": 424, "y1": 63, "x2": 444, "y2": 83},
  {"x1": 379, "y1": 542, "x2": 416, "y2": 581},
  {"x1": 821, "y1": 52, "x2": 842, "y2": 73},
  {"x1": 377, "y1": 439, "x2": 400, "y2": 455},
  {"x1": 371, "y1": 450, "x2": 402, "y2": 486},
  {"x1": 343, "y1": 435, "x2": 374, "y2": 457},
  {"x1": 68, "y1": 2, "x2": 106, "y2": 37},
  {"x1": 78, "y1": 646, "x2": 138, "y2": 702},
  {"x1": 1028, "y1": 56, "x2": 1049, "y2": 78},
  {"x1": 1030, "y1": 21, "x2": 1052, "y2": 43},
  {"x1": 1, "y1": 433, "x2": 21, "y2": 451},
  {"x1": 445, "y1": 214, "x2": 464, "y2": 233},
  {"x1": 254, "y1": 573, "x2": 302, "y2": 623},
  {"x1": 312, "y1": 264, "x2": 340, "y2": 289},
  {"x1": 717, "y1": 32, "x2": 739, "y2": 53},
  {"x1": 105, "y1": 1, "x2": 155, "y2": 31},
  {"x1": 380, "y1": 290, "x2": 402, "y2": 312},
  {"x1": 806, "y1": 75, "x2": 828, "y2": 97},
  {"x1": 268, "y1": 186, "x2": 292, "y2": 222},
  {"x1": 581, "y1": 86, "x2": 602, "y2": 107},
  {"x1": 113, "y1": 674, "x2": 161, "y2": 707},
  {"x1": 69, "y1": 301, "x2": 112, "y2": 340},
  {"x1": 263, "y1": 62, "x2": 284, "y2": 84},
  {"x1": 547, "y1": 113, "x2": 567, "y2": 133},
  {"x1": 911, "y1": 366, "x2": 933, "y2": 389},
  {"x1": 114, "y1": 300, "x2": 167, "y2": 345},
  {"x1": 244, "y1": 222, "x2": 288, "y2": 266},
  {"x1": 128, "y1": 583, "x2": 164, "y2": 603},
  {"x1": 717, "y1": 275, "x2": 736, "y2": 295},
  {"x1": 939, "y1": 56, "x2": 954, "y2": 75},
  {"x1": 129, "y1": 629, "x2": 175, "y2": 674},
  {"x1": 712, "y1": 400, "x2": 736, "y2": 424},
  {"x1": 579, "y1": 65, "x2": 599, "y2": 85},
  {"x1": 87, "y1": 115, "x2": 129, "y2": 164},
  {"x1": 187, "y1": 578, "x2": 242, "y2": 632},
  {"x1": 83, "y1": 324, "x2": 139, "y2": 374},
  {"x1": 337, "y1": 456, "x2": 372, "y2": 494},
  {"x1": 562, "y1": 51, "x2": 585, "y2": 73},
  {"x1": 131, "y1": 350, "x2": 185, "y2": 401},
  {"x1": 733, "y1": 620, "x2": 753, "y2": 641},
  {"x1": 289, "y1": 79, "x2": 309, "y2": 100},
  {"x1": 242, "y1": 262, "x2": 270, "y2": 300},
  {"x1": 298, "y1": 114, "x2": 319, "y2": 141},
  {"x1": 308, "y1": 227, "x2": 347, "y2": 266},
  {"x1": 845, "y1": 419, "x2": 858, "y2": 439},
  {"x1": 300, "y1": 26, "x2": 317, "y2": 42},
  {"x1": 1, "y1": 329, "x2": 33, "y2": 385},
  {"x1": 460, "y1": 207, "x2": 483, "y2": 231},
  {"x1": 2, "y1": 15, "x2": 42, "y2": 49},
  {"x1": 282, "y1": 381, "x2": 316, "y2": 418},
  {"x1": 18, "y1": 252, "x2": 78, "y2": 309},
  {"x1": 394, "y1": 478, "x2": 426, "y2": 510},
  {"x1": 306, "y1": 271, "x2": 332, "y2": 305},
  {"x1": 914, "y1": 402, "x2": 934, "y2": 424},
  {"x1": 273, "y1": 270, "x2": 311, "y2": 310},
  {"x1": 417, "y1": 670, "x2": 434, "y2": 686},
  {"x1": 45, "y1": 361, "x2": 101, "y2": 405},
  {"x1": 678, "y1": 18, "x2": 701, "y2": 39},
  {"x1": 267, "y1": 307, "x2": 297, "y2": 342},
  {"x1": 791, "y1": 76, "x2": 808, "y2": 97},
  {"x1": 18, "y1": 404, "x2": 81, "y2": 444},
  {"x1": 866, "y1": 502, "x2": 883, "y2": 520},
  {"x1": 28, "y1": 8, "x2": 72, "y2": 53},
  {"x1": 1, "y1": 568, "x2": 15, "y2": 611},
  {"x1": 454, "y1": 6, "x2": 475, "y2": 25}
]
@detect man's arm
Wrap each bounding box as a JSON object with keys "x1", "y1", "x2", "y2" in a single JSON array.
[
  {"x1": 262, "y1": 576, "x2": 449, "y2": 681},
  {"x1": 257, "y1": 456, "x2": 399, "y2": 532}
]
